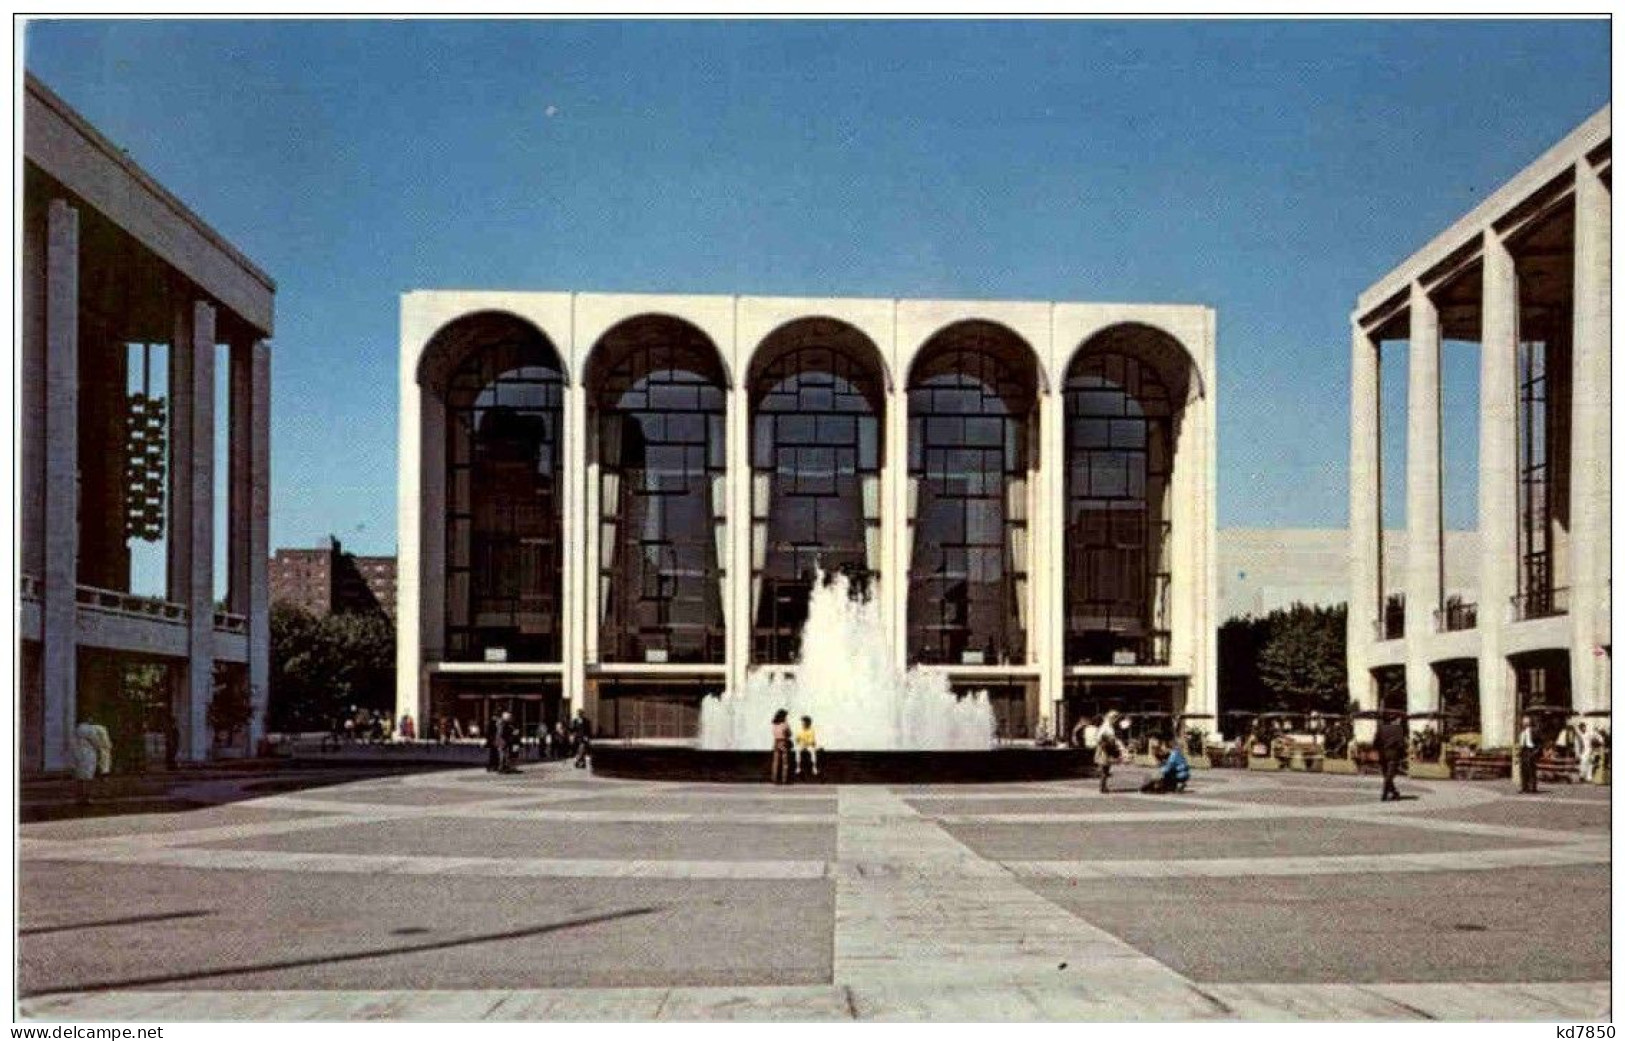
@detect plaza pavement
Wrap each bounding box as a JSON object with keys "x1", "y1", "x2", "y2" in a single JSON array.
[{"x1": 15, "y1": 757, "x2": 1612, "y2": 1022}]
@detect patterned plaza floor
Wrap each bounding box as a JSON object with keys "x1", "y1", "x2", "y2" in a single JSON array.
[{"x1": 16, "y1": 760, "x2": 1612, "y2": 1022}]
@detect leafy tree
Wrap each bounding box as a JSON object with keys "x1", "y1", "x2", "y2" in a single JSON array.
[
  {"x1": 1256, "y1": 603, "x2": 1349, "y2": 715},
  {"x1": 208, "y1": 667, "x2": 254, "y2": 746},
  {"x1": 1217, "y1": 615, "x2": 1271, "y2": 715},
  {"x1": 269, "y1": 601, "x2": 395, "y2": 732}
]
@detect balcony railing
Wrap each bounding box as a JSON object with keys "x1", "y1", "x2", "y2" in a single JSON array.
[
  {"x1": 1511, "y1": 586, "x2": 1570, "y2": 622},
  {"x1": 1434, "y1": 600, "x2": 1478, "y2": 633},
  {"x1": 19, "y1": 573, "x2": 41, "y2": 601},
  {"x1": 75, "y1": 584, "x2": 188, "y2": 624},
  {"x1": 213, "y1": 610, "x2": 248, "y2": 634}
]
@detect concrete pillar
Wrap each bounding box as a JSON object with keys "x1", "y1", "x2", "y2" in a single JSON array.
[
  {"x1": 1568, "y1": 159, "x2": 1611, "y2": 714},
  {"x1": 228, "y1": 339, "x2": 252, "y2": 614},
  {"x1": 1346, "y1": 322, "x2": 1381, "y2": 713},
  {"x1": 1404, "y1": 286, "x2": 1443, "y2": 724},
  {"x1": 183, "y1": 301, "x2": 217, "y2": 762},
  {"x1": 167, "y1": 303, "x2": 194, "y2": 603},
  {"x1": 1478, "y1": 232, "x2": 1520, "y2": 747},
  {"x1": 247, "y1": 341, "x2": 271, "y2": 746},
  {"x1": 726, "y1": 380, "x2": 751, "y2": 693},
  {"x1": 564, "y1": 378, "x2": 587, "y2": 711},
  {"x1": 41, "y1": 199, "x2": 79, "y2": 772},
  {"x1": 887, "y1": 347, "x2": 909, "y2": 665},
  {"x1": 1040, "y1": 373, "x2": 1066, "y2": 731},
  {"x1": 395, "y1": 337, "x2": 423, "y2": 725}
]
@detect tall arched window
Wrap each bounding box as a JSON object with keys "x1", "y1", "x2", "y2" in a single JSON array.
[
  {"x1": 748, "y1": 320, "x2": 885, "y2": 664},
  {"x1": 443, "y1": 337, "x2": 566, "y2": 663},
  {"x1": 591, "y1": 318, "x2": 728, "y2": 664},
  {"x1": 906, "y1": 323, "x2": 1037, "y2": 666},
  {"x1": 1064, "y1": 346, "x2": 1177, "y2": 666}
]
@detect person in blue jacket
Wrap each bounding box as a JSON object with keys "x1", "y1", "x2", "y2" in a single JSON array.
[{"x1": 1140, "y1": 742, "x2": 1191, "y2": 794}]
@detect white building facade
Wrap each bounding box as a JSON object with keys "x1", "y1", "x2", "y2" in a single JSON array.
[
  {"x1": 1349, "y1": 107, "x2": 1610, "y2": 745},
  {"x1": 399, "y1": 292, "x2": 1216, "y2": 741}
]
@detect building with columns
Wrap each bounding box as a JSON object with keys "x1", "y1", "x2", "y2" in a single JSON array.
[
  {"x1": 398, "y1": 292, "x2": 1215, "y2": 741},
  {"x1": 1349, "y1": 106, "x2": 1610, "y2": 747},
  {"x1": 19, "y1": 75, "x2": 273, "y2": 772}
]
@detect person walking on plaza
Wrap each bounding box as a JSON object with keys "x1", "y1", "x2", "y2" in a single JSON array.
[
  {"x1": 1517, "y1": 715, "x2": 1540, "y2": 793},
  {"x1": 570, "y1": 708, "x2": 593, "y2": 769},
  {"x1": 1095, "y1": 710, "x2": 1124, "y2": 794},
  {"x1": 770, "y1": 708, "x2": 793, "y2": 785},
  {"x1": 1375, "y1": 712, "x2": 1408, "y2": 802},
  {"x1": 794, "y1": 715, "x2": 820, "y2": 779},
  {"x1": 484, "y1": 720, "x2": 501, "y2": 773},
  {"x1": 163, "y1": 710, "x2": 180, "y2": 771},
  {"x1": 498, "y1": 711, "x2": 521, "y2": 773}
]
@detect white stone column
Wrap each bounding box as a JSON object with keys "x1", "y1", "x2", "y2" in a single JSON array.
[
  {"x1": 1569, "y1": 160, "x2": 1611, "y2": 715},
  {"x1": 418, "y1": 394, "x2": 446, "y2": 715},
  {"x1": 1404, "y1": 286, "x2": 1443, "y2": 724},
  {"x1": 394, "y1": 344, "x2": 423, "y2": 725},
  {"x1": 1478, "y1": 232, "x2": 1520, "y2": 747},
  {"x1": 1346, "y1": 322, "x2": 1381, "y2": 713},
  {"x1": 247, "y1": 340, "x2": 271, "y2": 745},
  {"x1": 886, "y1": 363, "x2": 909, "y2": 664},
  {"x1": 183, "y1": 301, "x2": 217, "y2": 762},
  {"x1": 727, "y1": 381, "x2": 751, "y2": 693},
  {"x1": 564, "y1": 379, "x2": 587, "y2": 711},
  {"x1": 41, "y1": 199, "x2": 79, "y2": 772},
  {"x1": 1040, "y1": 379, "x2": 1066, "y2": 731}
]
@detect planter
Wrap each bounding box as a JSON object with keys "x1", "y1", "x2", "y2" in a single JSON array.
[
  {"x1": 1323, "y1": 758, "x2": 1359, "y2": 775},
  {"x1": 1407, "y1": 760, "x2": 1451, "y2": 780},
  {"x1": 1247, "y1": 755, "x2": 1284, "y2": 771},
  {"x1": 1289, "y1": 753, "x2": 1324, "y2": 773}
]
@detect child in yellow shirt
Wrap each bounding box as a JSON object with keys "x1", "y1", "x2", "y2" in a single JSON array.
[{"x1": 794, "y1": 715, "x2": 819, "y2": 778}]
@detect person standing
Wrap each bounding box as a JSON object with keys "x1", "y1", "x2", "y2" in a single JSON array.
[
  {"x1": 163, "y1": 711, "x2": 180, "y2": 771},
  {"x1": 498, "y1": 711, "x2": 521, "y2": 773},
  {"x1": 1375, "y1": 712, "x2": 1408, "y2": 802},
  {"x1": 1517, "y1": 715, "x2": 1540, "y2": 794},
  {"x1": 570, "y1": 708, "x2": 593, "y2": 769},
  {"x1": 1095, "y1": 711, "x2": 1123, "y2": 793},
  {"x1": 484, "y1": 719, "x2": 501, "y2": 773},
  {"x1": 770, "y1": 709, "x2": 793, "y2": 785}
]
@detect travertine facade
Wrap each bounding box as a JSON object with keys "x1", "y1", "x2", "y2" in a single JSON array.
[
  {"x1": 1349, "y1": 106, "x2": 1610, "y2": 743},
  {"x1": 19, "y1": 75, "x2": 274, "y2": 771},
  {"x1": 399, "y1": 292, "x2": 1216, "y2": 739}
]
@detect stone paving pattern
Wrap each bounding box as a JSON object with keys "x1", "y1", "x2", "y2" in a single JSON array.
[{"x1": 17, "y1": 760, "x2": 1612, "y2": 1021}]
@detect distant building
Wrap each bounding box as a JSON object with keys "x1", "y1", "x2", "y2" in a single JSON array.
[
  {"x1": 19, "y1": 75, "x2": 274, "y2": 773},
  {"x1": 270, "y1": 538, "x2": 396, "y2": 619},
  {"x1": 1217, "y1": 528, "x2": 1479, "y2": 621}
]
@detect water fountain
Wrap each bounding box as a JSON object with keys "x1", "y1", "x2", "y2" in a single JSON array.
[{"x1": 591, "y1": 570, "x2": 1090, "y2": 783}]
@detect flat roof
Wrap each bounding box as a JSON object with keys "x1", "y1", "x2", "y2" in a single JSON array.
[
  {"x1": 1353, "y1": 104, "x2": 1609, "y2": 321},
  {"x1": 24, "y1": 73, "x2": 276, "y2": 336}
]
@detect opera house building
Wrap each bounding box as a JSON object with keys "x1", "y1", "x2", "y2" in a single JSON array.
[{"x1": 397, "y1": 293, "x2": 1216, "y2": 742}]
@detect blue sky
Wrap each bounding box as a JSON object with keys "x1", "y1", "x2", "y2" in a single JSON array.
[{"x1": 24, "y1": 18, "x2": 1610, "y2": 585}]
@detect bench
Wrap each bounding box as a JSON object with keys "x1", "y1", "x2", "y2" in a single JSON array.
[{"x1": 1450, "y1": 753, "x2": 1512, "y2": 781}]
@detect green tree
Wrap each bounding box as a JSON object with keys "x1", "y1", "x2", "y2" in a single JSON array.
[
  {"x1": 268, "y1": 602, "x2": 396, "y2": 732},
  {"x1": 1256, "y1": 602, "x2": 1349, "y2": 715}
]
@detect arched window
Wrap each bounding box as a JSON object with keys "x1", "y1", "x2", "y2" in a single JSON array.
[
  {"x1": 748, "y1": 321, "x2": 885, "y2": 664},
  {"x1": 906, "y1": 324, "x2": 1037, "y2": 666},
  {"x1": 591, "y1": 318, "x2": 728, "y2": 664},
  {"x1": 443, "y1": 337, "x2": 566, "y2": 663},
  {"x1": 1064, "y1": 348, "x2": 1176, "y2": 666}
]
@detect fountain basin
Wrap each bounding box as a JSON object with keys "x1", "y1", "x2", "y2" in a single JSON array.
[{"x1": 590, "y1": 743, "x2": 1093, "y2": 784}]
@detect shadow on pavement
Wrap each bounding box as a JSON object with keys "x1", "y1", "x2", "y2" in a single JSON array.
[
  {"x1": 23, "y1": 906, "x2": 661, "y2": 997},
  {"x1": 21, "y1": 910, "x2": 215, "y2": 937},
  {"x1": 20, "y1": 760, "x2": 472, "y2": 824}
]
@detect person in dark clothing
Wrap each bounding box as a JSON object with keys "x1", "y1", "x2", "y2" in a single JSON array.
[
  {"x1": 569, "y1": 709, "x2": 593, "y2": 768},
  {"x1": 484, "y1": 723, "x2": 501, "y2": 772},
  {"x1": 498, "y1": 712, "x2": 521, "y2": 773},
  {"x1": 163, "y1": 711, "x2": 180, "y2": 771},
  {"x1": 1375, "y1": 713, "x2": 1408, "y2": 802},
  {"x1": 1517, "y1": 714, "x2": 1541, "y2": 793}
]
